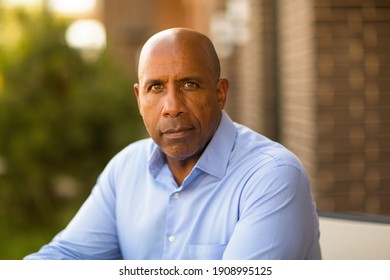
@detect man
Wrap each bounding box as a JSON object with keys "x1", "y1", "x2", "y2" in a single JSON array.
[{"x1": 25, "y1": 28, "x2": 321, "y2": 259}]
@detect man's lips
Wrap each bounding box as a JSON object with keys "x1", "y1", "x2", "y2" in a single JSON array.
[{"x1": 161, "y1": 127, "x2": 194, "y2": 139}]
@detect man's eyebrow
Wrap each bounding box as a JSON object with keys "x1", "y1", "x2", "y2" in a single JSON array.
[
  {"x1": 176, "y1": 77, "x2": 202, "y2": 83},
  {"x1": 143, "y1": 79, "x2": 165, "y2": 86}
]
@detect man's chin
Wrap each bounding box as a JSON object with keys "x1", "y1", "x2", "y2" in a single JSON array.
[{"x1": 163, "y1": 146, "x2": 201, "y2": 163}]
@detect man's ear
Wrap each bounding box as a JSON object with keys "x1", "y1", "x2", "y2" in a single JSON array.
[
  {"x1": 134, "y1": 83, "x2": 142, "y2": 115},
  {"x1": 216, "y1": 77, "x2": 228, "y2": 109}
]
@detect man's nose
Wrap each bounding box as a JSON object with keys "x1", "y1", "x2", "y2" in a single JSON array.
[{"x1": 162, "y1": 86, "x2": 186, "y2": 117}]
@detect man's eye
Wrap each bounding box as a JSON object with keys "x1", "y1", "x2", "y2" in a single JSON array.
[
  {"x1": 149, "y1": 84, "x2": 164, "y2": 92},
  {"x1": 181, "y1": 82, "x2": 198, "y2": 90}
]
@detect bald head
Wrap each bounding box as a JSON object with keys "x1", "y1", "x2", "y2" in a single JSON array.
[{"x1": 137, "y1": 28, "x2": 221, "y2": 81}]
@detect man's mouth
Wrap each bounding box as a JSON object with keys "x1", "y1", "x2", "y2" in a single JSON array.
[{"x1": 162, "y1": 127, "x2": 194, "y2": 139}]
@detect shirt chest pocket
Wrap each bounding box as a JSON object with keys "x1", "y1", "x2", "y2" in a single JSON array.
[{"x1": 188, "y1": 244, "x2": 227, "y2": 260}]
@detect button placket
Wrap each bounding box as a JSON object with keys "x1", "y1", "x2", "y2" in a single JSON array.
[{"x1": 162, "y1": 189, "x2": 183, "y2": 258}]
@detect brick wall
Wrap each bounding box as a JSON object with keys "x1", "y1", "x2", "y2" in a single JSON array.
[
  {"x1": 216, "y1": 0, "x2": 278, "y2": 138},
  {"x1": 278, "y1": 0, "x2": 390, "y2": 215},
  {"x1": 235, "y1": 0, "x2": 278, "y2": 137}
]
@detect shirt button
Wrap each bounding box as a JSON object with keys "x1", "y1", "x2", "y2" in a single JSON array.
[
  {"x1": 168, "y1": 235, "x2": 176, "y2": 242},
  {"x1": 173, "y1": 192, "x2": 180, "y2": 199}
]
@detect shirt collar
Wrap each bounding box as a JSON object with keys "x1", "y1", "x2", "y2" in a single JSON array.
[
  {"x1": 148, "y1": 110, "x2": 237, "y2": 179},
  {"x1": 195, "y1": 111, "x2": 236, "y2": 178}
]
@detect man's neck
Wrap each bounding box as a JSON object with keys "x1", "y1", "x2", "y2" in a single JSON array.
[{"x1": 166, "y1": 156, "x2": 199, "y2": 186}]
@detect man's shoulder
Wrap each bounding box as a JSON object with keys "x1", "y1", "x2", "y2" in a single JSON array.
[
  {"x1": 233, "y1": 123, "x2": 303, "y2": 170},
  {"x1": 229, "y1": 123, "x2": 310, "y2": 189}
]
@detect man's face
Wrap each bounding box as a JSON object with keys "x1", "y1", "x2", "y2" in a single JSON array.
[{"x1": 134, "y1": 39, "x2": 227, "y2": 163}]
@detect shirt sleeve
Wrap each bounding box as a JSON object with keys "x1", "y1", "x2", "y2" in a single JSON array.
[
  {"x1": 24, "y1": 161, "x2": 122, "y2": 260},
  {"x1": 222, "y1": 164, "x2": 322, "y2": 260}
]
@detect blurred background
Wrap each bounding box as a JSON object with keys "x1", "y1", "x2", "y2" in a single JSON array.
[{"x1": 0, "y1": 0, "x2": 389, "y2": 259}]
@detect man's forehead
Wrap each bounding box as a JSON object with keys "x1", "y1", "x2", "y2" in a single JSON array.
[
  {"x1": 139, "y1": 61, "x2": 206, "y2": 84},
  {"x1": 139, "y1": 46, "x2": 211, "y2": 80}
]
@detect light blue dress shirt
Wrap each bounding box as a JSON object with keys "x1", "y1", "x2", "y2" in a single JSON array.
[{"x1": 25, "y1": 111, "x2": 321, "y2": 260}]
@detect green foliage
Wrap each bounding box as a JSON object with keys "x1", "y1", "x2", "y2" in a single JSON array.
[{"x1": 0, "y1": 9, "x2": 145, "y2": 259}]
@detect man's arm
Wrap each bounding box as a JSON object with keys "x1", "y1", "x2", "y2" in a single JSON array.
[
  {"x1": 222, "y1": 164, "x2": 321, "y2": 260},
  {"x1": 24, "y1": 166, "x2": 122, "y2": 260}
]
